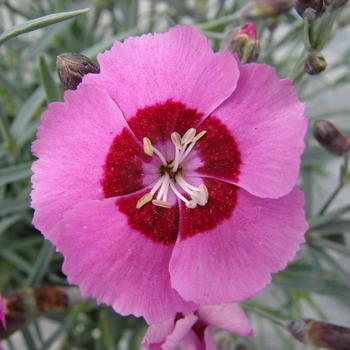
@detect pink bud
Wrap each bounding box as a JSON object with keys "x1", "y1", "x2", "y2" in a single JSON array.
[
  {"x1": 239, "y1": 22, "x2": 257, "y2": 40},
  {"x1": 221, "y1": 23, "x2": 260, "y2": 63}
]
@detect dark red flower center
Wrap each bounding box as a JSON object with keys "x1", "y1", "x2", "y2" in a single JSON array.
[{"x1": 102, "y1": 100, "x2": 241, "y2": 245}]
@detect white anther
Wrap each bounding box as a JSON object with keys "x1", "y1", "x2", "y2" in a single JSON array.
[
  {"x1": 171, "y1": 132, "x2": 182, "y2": 148},
  {"x1": 152, "y1": 199, "x2": 171, "y2": 208},
  {"x1": 143, "y1": 137, "x2": 167, "y2": 165},
  {"x1": 185, "y1": 200, "x2": 197, "y2": 209},
  {"x1": 136, "y1": 192, "x2": 153, "y2": 209},
  {"x1": 143, "y1": 137, "x2": 154, "y2": 156},
  {"x1": 192, "y1": 130, "x2": 207, "y2": 143},
  {"x1": 181, "y1": 128, "x2": 196, "y2": 145}
]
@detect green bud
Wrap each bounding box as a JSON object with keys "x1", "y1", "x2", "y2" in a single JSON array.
[
  {"x1": 56, "y1": 53, "x2": 100, "y2": 90},
  {"x1": 313, "y1": 120, "x2": 350, "y2": 156},
  {"x1": 287, "y1": 319, "x2": 350, "y2": 349},
  {"x1": 305, "y1": 53, "x2": 327, "y2": 75}
]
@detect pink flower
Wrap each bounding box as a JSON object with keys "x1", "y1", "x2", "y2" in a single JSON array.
[
  {"x1": 142, "y1": 303, "x2": 253, "y2": 350},
  {"x1": 31, "y1": 25, "x2": 308, "y2": 324},
  {"x1": 0, "y1": 294, "x2": 6, "y2": 329}
]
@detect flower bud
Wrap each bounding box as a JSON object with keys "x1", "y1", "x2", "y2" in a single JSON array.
[
  {"x1": 295, "y1": 0, "x2": 325, "y2": 18},
  {"x1": 287, "y1": 319, "x2": 350, "y2": 349},
  {"x1": 242, "y1": 0, "x2": 294, "y2": 20},
  {"x1": 313, "y1": 120, "x2": 350, "y2": 156},
  {"x1": 57, "y1": 53, "x2": 100, "y2": 90},
  {"x1": 305, "y1": 53, "x2": 327, "y2": 75},
  {"x1": 221, "y1": 23, "x2": 260, "y2": 63},
  {"x1": 0, "y1": 287, "x2": 81, "y2": 340}
]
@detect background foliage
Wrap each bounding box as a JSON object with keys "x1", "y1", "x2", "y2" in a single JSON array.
[{"x1": 1, "y1": 0, "x2": 350, "y2": 349}]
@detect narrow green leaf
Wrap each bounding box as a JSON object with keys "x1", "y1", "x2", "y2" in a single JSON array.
[
  {"x1": 0, "y1": 162, "x2": 32, "y2": 186},
  {"x1": 0, "y1": 214, "x2": 24, "y2": 235},
  {"x1": 26, "y1": 240, "x2": 55, "y2": 287},
  {"x1": 22, "y1": 328, "x2": 37, "y2": 350},
  {"x1": 38, "y1": 55, "x2": 60, "y2": 102},
  {"x1": 0, "y1": 197, "x2": 30, "y2": 216},
  {"x1": 0, "y1": 8, "x2": 90, "y2": 45},
  {"x1": 11, "y1": 87, "x2": 45, "y2": 140},
  {"x1": 1, "y1": 250, "x2": 32, "y2": 274},
  {"x1": 313, "y1": 220, "x2": 350, "y2": 234}
]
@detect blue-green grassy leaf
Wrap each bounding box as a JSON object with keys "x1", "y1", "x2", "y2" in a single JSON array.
[
  {"x1": 0, "y1": 8, "x2": 90, "y2": 45},
  {"x1": 0, "y1": 162, "x2": 32, "y2": 186},
  {"x1": 38, "y1": 55, "x2": 60, "y2": 102}
]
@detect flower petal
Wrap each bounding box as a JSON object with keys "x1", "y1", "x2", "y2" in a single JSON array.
[
  {"x1": 142, "y1": 318, "x2": 175, "y2": 350},
  {"x1": 54, "y1": 198, "x2": 194, "y2": 324},
  {"x1": 162, "y1": 314, "x2": 198, "y2": 350},
  {"x1": 198, "y1": 303, "x2": 253, "y2": 337},
  {"x1": 179, "y1": 330, "x2": 204, "y2": 350},
  {"x1": 196, "y1": 63, "x2": 307, "y2": 199},
  {"x1": 84, "y1": 25, "x2": 239, "y2": 121},
  {"x1": 203, "y1": 327, "x2": 217, "y2": 350},
  {"x1": 31, "y1": 85, "x2": 148, "y2": 240},
  {"x1": 170, "y1": 185, "x2": 307, "y2": 304}
]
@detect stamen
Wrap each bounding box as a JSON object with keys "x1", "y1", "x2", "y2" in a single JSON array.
[
  {"x1": 136, "y1": 192, "x2": 153, "y2": 209},
  {"x1": 175, "y1": 174, "x2": 198, "y2": 193},
  {"x1": 152, "y1": 199, "x2": 171, "y2": 208},
  {"x1": 143, "y1": 137, "x2": 154, "y2": 156},
  {"x1": 192, "y1": 130, "x2": 207, "y2": 143},
  {"x1": 137, "y1": 128, "x2": 208, "y2": 210},
  {"x1": 170, "y1": 181, "x2": 191, "y2": 205},
  {"x1": 157, "y1": 174, "x2": 170, "y2": 200},
  {"x1": 142, "y1": 137, "x2": 167, "y2": 165},
  {"x1": 171, "y1": 132, "x2": 182, "y2": 148},
  {"x1": 181, "y1": 128, "x2": 196, "y2": 145}
]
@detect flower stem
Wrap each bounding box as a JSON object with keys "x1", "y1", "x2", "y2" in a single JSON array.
[{"x1": 318, "y1": 156, "x2": 349, "y2": 215}]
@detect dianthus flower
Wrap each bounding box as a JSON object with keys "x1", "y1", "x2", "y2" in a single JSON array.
[
  {"x1": 31, "y1": 25, "x2": 308, "y2": 324},
  {"x1": 142, "y1": 303, "x2": 252, "y2": 350}
]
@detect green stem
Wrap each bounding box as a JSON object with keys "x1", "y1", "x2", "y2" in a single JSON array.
[
  {"x1": 241, "y1": 302, "x2": 286, "y2": 328},
  {"x1": 318, "y1": 156, "x2": 349, "y2": 215},
  {"x1": 288, "y1": 50, "x2": 306, "y2": 84},
  {"x1": 196, "y1": 12, "x2": 241, "y2": 30}
]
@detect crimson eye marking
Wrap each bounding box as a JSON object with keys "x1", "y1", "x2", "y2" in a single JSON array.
[{"x1": 102, "y1": 101, "x2": 241, "y2": 245}]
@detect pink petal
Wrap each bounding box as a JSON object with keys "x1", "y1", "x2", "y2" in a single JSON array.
[
  {"x1": 31, "y1": 85, "x2": 139, "y2": 240},
  {"x1": 162, "y1": 314, "x2": 198, "y2": 350},
  {"x1": 179, "y1": 329, "x2": 205, "y2": 350},
  {"x1": 198, "y1": 303, "x2": 253, "y2": 337},
  {"x1": 0, "y1": 294, "x2": 6, "y2": 329},
  {"x1": 197, "y1": 63, "x2": 307, "y2": 199},
  {"x1": 84, "y1": 25, "x2": 239, "y2": 121},
  {"x1": 203, "y1": 327, "x2": 217, "y2": 350},
  {"x1": 142, "y1": 318, "x2": 175, "y2": 350},
  {"x1": 54, "y1": 198, "x2": 194, "y2": 324},
  {"x1": 170, "y1": 186, "x2": 307, "y2": 304}
]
